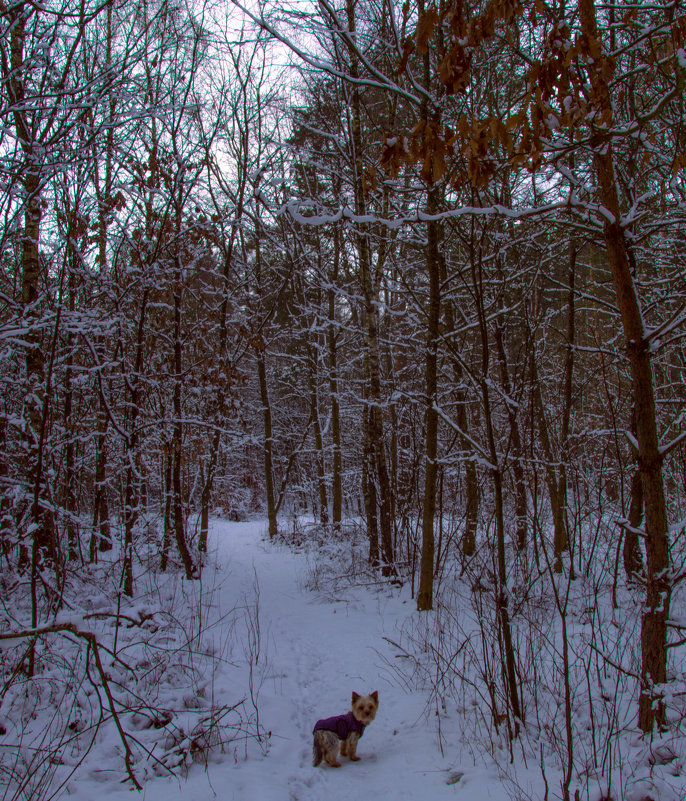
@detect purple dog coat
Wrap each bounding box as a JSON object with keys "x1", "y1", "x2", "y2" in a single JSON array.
[{"x1": 313, "y1": 711, "x2": 365, "y2": 740}]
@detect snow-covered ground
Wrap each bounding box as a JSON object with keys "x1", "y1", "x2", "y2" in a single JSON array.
[
  {"x1": 57, "y1": 519, "x2": 505, "y2": 801},
  {"x1": 7, "y1": 518, "x2": 685, "y2": 801}
]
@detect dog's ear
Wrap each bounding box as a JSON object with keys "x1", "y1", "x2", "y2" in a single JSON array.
[
  {"x1": 352, "y1": 691, "x2": 361, "y2": 704},
  {"x1": 370, "y1": 691, "x2": 379, "y2": 703}
]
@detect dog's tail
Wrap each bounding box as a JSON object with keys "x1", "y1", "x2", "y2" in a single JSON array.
[{"x1": 312, "y1": 734, "x2": 323, "y2": 767}]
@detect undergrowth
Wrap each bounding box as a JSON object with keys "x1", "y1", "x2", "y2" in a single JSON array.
[
  {"x1": 285, "y1": 512, "x2": 686, "y2": 801},
  {"x1": 0, "y1": 516, "x2": 267, "y2": 800}
]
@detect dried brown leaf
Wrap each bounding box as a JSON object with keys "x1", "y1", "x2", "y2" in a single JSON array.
[{"x1": 416, "y1": 8, "x2": 439, "y2": 55}]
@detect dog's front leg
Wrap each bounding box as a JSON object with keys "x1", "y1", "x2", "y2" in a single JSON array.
[{"x1": 346, "y1": 732, "x2": 360, "y2": 761}]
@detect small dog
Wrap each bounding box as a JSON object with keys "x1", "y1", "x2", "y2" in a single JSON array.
[{"x1": 312, "y1": 691, "x2": 379, "y2": 767}]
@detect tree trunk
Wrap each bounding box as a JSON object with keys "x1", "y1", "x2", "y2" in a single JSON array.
[
  {"x1": 557, "y1": 243, "x2": 577, "y2": 565},
  {"x1": 257, "y1": 349, "x2": 278, "y2": 538},
  {"x1": 463, "y1": 453, "x2": 479, "y2": 554},
  {"x1": 161, "y1": 446, "x2": 173, "y2": 571},
  {"x1": 64, "y1": 217, "x2": 80, "y2": 563},
  {"x1": 199, "y1": 182, "x2": 245, "y2": 551},
  {"x1": 172, "y1": 273, "x2": 196, "y2": 580},
  {"x1": 472, "y1": 223, "x2": 522, "y2": 732},
  {"x1": 493, "y1": 465, "x2": 523, "y2": 733},
  {"x1": 417, "y1": 188, "x2": 441, "y2": 611},
  {"x1": 307, "y1": 342, "x2": 328, "y2": 525},
  {"x1": 0, "y1": 416, "x2": 10, "y2": 556},
  {"x1": 90, "y1": 399, "x2": 112, "y2": 559},
  {"x1": 531, "y1": 355, "x2": 568, "y2": 572},
  {"x1": 328, "y1": 300, "x2": 342, "y2": 529},
  {"x1": 328, "y1": 225, "x2": 343, "y2": 530},
  {"x1": 345, "y1": 0, "x2": 393, "y2": 573},
  {"x1": 64, "y1": 336, "x2": 78, "y2": 562},
  {"x1": 199, "y1": 461, "x2": 211, "y2": 554},
  {"x1": 493, "y1": 319, "x2": 528, "y2": 552},
  {"x1": 579, "y1": 0, "x2": 670, "y2": 732},
  {"x1": 440, "y1": 255, "x2": 479, "y2": 557},
  {"x1": 623, "y1": 466, "x2": 645, "y2": 581},
  {"x1": 122, "y1": 289, "x2": 149, "y2": 597},
  {"x1": 24, "y1": 172, "x2": 54, "y2": 563}
]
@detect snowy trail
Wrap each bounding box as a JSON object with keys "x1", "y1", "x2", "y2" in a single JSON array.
[
  {"x1": 69, "y1": 521, "x2": 505, "y2": 801},
  {"x1": 209, "y1": 520, "x2": 460, "y2": 801}
]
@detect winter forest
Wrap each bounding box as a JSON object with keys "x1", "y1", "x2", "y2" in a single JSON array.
[{"x1": 2, "y1": 0, "x2": 686, "y2": 798}]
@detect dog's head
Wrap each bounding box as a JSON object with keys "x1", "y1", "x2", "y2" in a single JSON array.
[{"x1": 351, "y1": 691, "x2": 379, "y2": 725}]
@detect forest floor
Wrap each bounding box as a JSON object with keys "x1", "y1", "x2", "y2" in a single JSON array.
[{"x1": 61, "y1": 519, "x2": 512, "y2": 801}]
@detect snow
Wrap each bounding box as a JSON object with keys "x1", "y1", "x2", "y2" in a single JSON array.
[
  {"x1": 7, "y1": 519, "x2": 686, "y2": 801},
  {"x1": 55, "y1": 520, "x2": 503, "y2": 801},
  {"x1": 597, "y1": 205, "x2": 616, "y2": 225},
  {"x1": 281, "y1": 199, "x2": 569, "y2": 229}
]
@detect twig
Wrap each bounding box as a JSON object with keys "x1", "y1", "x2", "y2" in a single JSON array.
[
  {"x1": 382, "y1": 636, "x2": 412, "y2": 658},
  {"x1": 587, "y1": 640, "x2": 640, "y2": 681},
  {"x1": 0, "y1": 622, "x2": 142, "y2": 791}
]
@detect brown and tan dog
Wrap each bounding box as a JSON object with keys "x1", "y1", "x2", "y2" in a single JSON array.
[{"x1": 312, "y1": 691, "x2": 379, "y2": 767}]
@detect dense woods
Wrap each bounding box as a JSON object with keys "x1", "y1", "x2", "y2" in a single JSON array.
[{"x1": 2, "y1": 0, "x2": 686, "y2": 798}]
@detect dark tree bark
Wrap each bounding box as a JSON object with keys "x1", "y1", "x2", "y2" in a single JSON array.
[
  {"x1": 171, "y1": 262, "x2": 197, "y2": 580},
  {"x1": 307, "y1": 339, "x2": 329, "y2": 525},
  {"x1": 472, "y1": 222, "x2": 522, "y2": 732},
  {"x1": 362, "y1": 385, "x2": 380, "y2": 566},
  {"x1": 122, "y1": 289, "x2": 149, "y2": 597},
  {"x1": 160, "y1": 446, "x2": 173, "y2": 572},
  {"x1": 623, "y1": 467, "x2": 645, "y2": 582},
  {"x1": 579, "y1": 0, "x2": 671, "y2": 733},
  {"x1": 441, "y1": 255, "x2": 479, "y2": 557},
  {"x1": 346, "y1": 0, "x2": 393, "y2": 572},
  {"x1": 6, "y1": 8, "x2": 55, "y2": 566},
  {"x1": 63, "y1": 261, "x2": 78, "y2": 563},
  {"x1": 257, "y1": 348, "x2": 278, "y2": 539},
  {"x1": 417, "y1": 188, "x2": 441, "y2": 611},
  {"x1": 0, "y1": 416, "x2": 10, "y2": 556},
  {"x1": 90, "y1": 399, "x2": 112, "y2": 560},
  {"x1": 493, "y1": 317, "x2": 528, "y2": 552},
  {"x1": 328, "y1": 225, "x2": 343, "y2": 530}
]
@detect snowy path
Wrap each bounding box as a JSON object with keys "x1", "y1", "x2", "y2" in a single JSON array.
[
  {"x1": 69, "y1": 521, "x2": 504, "y2": 801},
  {"x1": 211, "y1": 521, "x2": 457, "y2": 801}
]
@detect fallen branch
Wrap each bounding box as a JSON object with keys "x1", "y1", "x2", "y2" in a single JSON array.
[{"x1": 0, "y1": 622, "x2": 142, "y2": 791}]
